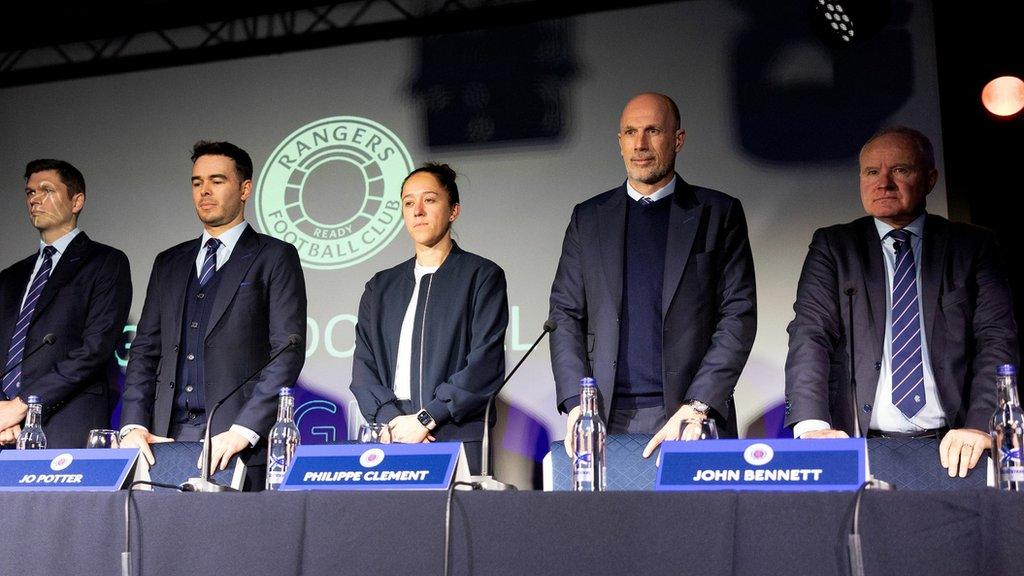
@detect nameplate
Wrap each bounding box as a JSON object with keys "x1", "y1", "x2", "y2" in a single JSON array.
[
  {"x1": 279, "y1": 443, "x2": 466, "y2": 491},
  {"x1": 0, "y1": 448, "x2": 140, "y2": 492},
  {"x1": 655, "y1": 438, "x2": 866, "y2": 491}
]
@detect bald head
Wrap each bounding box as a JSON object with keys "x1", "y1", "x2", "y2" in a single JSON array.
[
  {"x1": 617, "y1": 93, "x2": 685, "y2": 194},
  {"x1": 621, "y1": 93, "x2": 681, "y2": 133}
]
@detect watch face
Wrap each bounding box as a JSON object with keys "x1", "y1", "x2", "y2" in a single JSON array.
[{"x1": 417, "y1": 410, "x2": 431, "y2": 426}]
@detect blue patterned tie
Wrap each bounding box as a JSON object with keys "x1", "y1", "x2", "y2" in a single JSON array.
[
  {"x1": 638, "y1": 196, "x2": 653, "y2": 205},
  {"x1": 888, "y1": 229, "x2": 926, "y2": 418},
  {"x1": 3, "y1": 246, "x2": 57, "y2": 399},
  {"x1": 198, "y1": 238, "x2": 222, "y2": 287}
]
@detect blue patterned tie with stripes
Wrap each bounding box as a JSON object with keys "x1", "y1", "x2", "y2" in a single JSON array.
[
  {"x1": 888, "y1": 228, "x2": 926, "y2": 418},
  {"x1": 198, "y1": 238, "x2": 222, "y2": 287},
  {"x1": 3, "y1": 245, "x2": 57, "y2": 400}
]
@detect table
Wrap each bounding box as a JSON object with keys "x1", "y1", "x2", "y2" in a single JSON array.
[{"x1": 2, "y1": 489, "x2": 1020, "y2": 576}]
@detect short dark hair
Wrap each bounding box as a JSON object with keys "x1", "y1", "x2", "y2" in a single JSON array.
[
  {"x1": 190, "y1": 141, "x2": 254, "y2": 181},
  {"x1": 862, "y1": 126, "x2": 935, "y2": 171},
  {"x1": 402, "y1": 162, "x2": 460, "y2": 205},
  {"x1": 24, "y1": 159, "x2": 86, "y2": 198}
]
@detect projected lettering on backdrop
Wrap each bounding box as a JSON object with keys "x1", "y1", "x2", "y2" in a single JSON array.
[{"x1": 256, "y1": 117, "x2": 414, "y2": 270}]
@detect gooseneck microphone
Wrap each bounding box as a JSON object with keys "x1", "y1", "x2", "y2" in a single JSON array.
[
  {"x1": 182, "y1": 333, "x2": 303, "y2": 493},
  {"x1": 843, "y1": 283, "x2": 861, "y2": 439},
  {"x1": 473, "y1": 320, "x2": 558, "y2": 490},
  {"x1": 0, "y1": 334, "x2": 56, "y2": 399}
]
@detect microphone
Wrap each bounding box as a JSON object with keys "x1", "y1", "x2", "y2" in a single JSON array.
[
  {"x1": 1, "y1": 334, "x2": 56, "y2": 399},
  {"x1": 843, "y1": 283, "x2": 861, "y2": 439},
  {"x1": 472, "y1": 320, "x2": 558, "y2": 491},
  {"x1": 182, "y1": 334, "x2": 303, "y2": 492}
]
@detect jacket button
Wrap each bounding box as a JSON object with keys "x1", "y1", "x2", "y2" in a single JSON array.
[
  {"x1": 173, "y1": 344, "x2": 179, "y2": 352},
  {"x1": 874, "y1": 361, "x2": 881, "y2": 371},
  {"x1": 190, "y1": 321, "x2": 199, "y2": 329},
  {"x1": 186, "y1": 353, "x2": 195, "y2": 361},
  {"x1": 196, "y1": 293, "x2": 205, "y2": 299},
  {"x1": 862, "y1": 403, "x2": 872, "y2": 413},
  {"x1": 185, "y1": 385, "x2": 194, "y2": 393},
  {"x1": 168, "y1": 381, "x2": 175, "y2": 388},
  {"x1": 611, "y1": 360, "x2": 617, "y2": 367}
]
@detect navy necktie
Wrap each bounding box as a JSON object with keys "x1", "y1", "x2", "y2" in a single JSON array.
[
  {"x1": 3, "y1": 246, "x2": 57, "y2": 399},
  {"x1": 638, "y1": 196, "x2": 653, "y2": 205},
  {"x1": 888, "y1": 229, "x2": 926, "y2": 418},
  {"x1": 198, "y1": 238, "x2": 222, "y2": 287}
]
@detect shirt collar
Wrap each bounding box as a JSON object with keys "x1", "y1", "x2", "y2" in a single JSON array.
[
  {"x1": 39, "y1": 227, "x2": 82, "y2": 256},
  {"x1": 626, "y1": 175, "x2": 677, "y2": 203},
  {"x1": 201, "y1": 221, "x2": 248, "y2": 252},
  {"x1": 874, "y1": 212, "x2": 926, "y2": 241}
]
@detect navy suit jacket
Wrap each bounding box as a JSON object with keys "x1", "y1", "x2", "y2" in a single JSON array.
[
  {"x1": 0, "y1": 232, "x2": 132, "y2": 448},
  {"x1": 121, "y1": 225, "x2": 307, "y2": 450},
  {"x1": 548, "y1": 177, "x2": 757, "y2": 437},
  {"x1": 785, "y1": 214, "x2": 1019, "y2": 435}
]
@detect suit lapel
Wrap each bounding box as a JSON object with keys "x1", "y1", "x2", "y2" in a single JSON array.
[
  {"x1": 661, "y1": 180, "x2": 701, "y2": 318},
  {"x1": 918, "y1": 215, "x2": 946, "y2": 351},
  {"x1": 33, "y1": 232, "x2": 91, "y2": 321},
  {"x1": 205, "y1": 226, "x2": 262, "y2": 340},
  {"x1": 168, "y1": 240, "x2": 201, "y2": 336},
  {"x1": 855, "y1": 218, "x2": 886, "y2": 429},
  {"x1": 0, "y1": 256, "x2": 35, "y2": 362},
  {"x1": 596, "y1": 187, "x2": 627, "y2": 313}
]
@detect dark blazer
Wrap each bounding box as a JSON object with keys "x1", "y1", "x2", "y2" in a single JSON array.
[
  {"x1": 548, "y1": 177, "x2": 757, "y2": 437},
  {"x1": 350, "y1": 243, "x2": 508, "y2": 442},
  {"x1": 121, "y1": 225, "x2": 307, "y2": 453},
  {"x1": 0, "y1": 232, "x2": 132, "y2": 448},
  {"x1": 785, "y1": 214, "x2": 1019, "y2": 435}
]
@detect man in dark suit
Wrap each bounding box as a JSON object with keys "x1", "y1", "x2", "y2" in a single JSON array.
[
  {"x1": 548, "y1": 93, "x2": 757, "y2": 458},
  {"x1": 0, "y1": 159, "x2": 131, "y2": 448},
  {"x1": 120, "y1": 141, "x2": 306, "y2": 486},
  {"x1": 785, "y1": 126, "x2": 1018, "y2": 477}
]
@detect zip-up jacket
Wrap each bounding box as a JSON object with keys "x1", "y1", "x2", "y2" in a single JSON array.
[{"x1": 351, "y1": 242, "x2": 508, "y2": 441}]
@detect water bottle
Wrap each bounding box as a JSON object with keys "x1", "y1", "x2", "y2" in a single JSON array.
[
  {"x1": 572, "y1": 377, "x2": 606, "y2": 491},
  {"x1": 16, "y1": 395, "x2": 46, "y2": 450},
  {"x1": 991, "y1": 364, "x2": 1024, "y2": 491},
  {"x1": 266, "y1": 388, "x2": 300, "y2": 491}
]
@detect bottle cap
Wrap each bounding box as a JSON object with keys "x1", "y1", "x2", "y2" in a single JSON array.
[
  {"x1": 278, "y1": 387, "x2": 293, "y2": 397},
  {"x1": 997, "y1": 364, "x2": 1017, "y2": 376},
  {"x1": 579, "y1": 377, "x2": 596, "y2": 388},
  {"x1": 26, "y1": 395, "x2": 41, "y2": 404}
]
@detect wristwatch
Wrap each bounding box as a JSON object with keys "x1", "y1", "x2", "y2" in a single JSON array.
[
  {"x1": 685, "y1": 400, "x2": 710, "y2": 416},
  {"x1": 416, "y1": 408, "x2": 437, "y2": 431}
]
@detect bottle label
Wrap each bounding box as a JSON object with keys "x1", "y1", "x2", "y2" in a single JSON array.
[
  {"x1": 1000, "y1": 465, "x2": 1024, "y2": 482},
  {"x1": 574, "y1": 452, "x2": 594, "y2": 482}
]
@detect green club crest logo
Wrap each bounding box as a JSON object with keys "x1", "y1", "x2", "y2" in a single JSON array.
[{"x1": 256, "y1": 117, "x2": 414, "y2": 269}]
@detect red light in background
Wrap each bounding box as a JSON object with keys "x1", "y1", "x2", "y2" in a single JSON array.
[{"x1": 981, "y1": 76, "x2": 1024, "y2": 117}]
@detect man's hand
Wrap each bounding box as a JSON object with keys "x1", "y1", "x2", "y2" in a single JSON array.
[
  {"x1": 563, "y1": 406, "x2": 582, "y2": 456},
  {"x1": 801, "y1": 429, "x2": 850, "y2": 439},
  {"x1": 939, "y1": 428, "x2": 990, "y2": 478},
  {"x1": 388, "y1": 414, "x2": 432, "y2": 443},
  {"x1": 0, "y1": 397, "x2": 28, "y2": 431},
  {"x1": 643, "y1": 404, "x2": 703, "y2": 458},
  {"x1": 201, "y1": 430, "x2": 251, "y2": 475},
  {"x1": 120, "y1": 428, "x2": 173, "y2": 466},
  {"x1": 0, "y1": 424, "x2": 21, "y2": 445}
]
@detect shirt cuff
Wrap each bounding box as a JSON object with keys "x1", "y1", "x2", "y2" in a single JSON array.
[
  {"x1": 793, "y1": 419, "x2": 831, "y2": 439},
  {"x1": 230, "y1": 424, "x2": 260, "y2": 447},
  {"x1": 119, "y1": 424, "x2": 148, "y2": 438}
]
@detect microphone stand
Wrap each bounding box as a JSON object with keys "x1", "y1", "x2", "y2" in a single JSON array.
[
  {"x1": 470, "y1": 321, "x2": 557, "y2": 491},
  {"x1": 182, "y1": 335, "x2": 301, "y2": 492}
]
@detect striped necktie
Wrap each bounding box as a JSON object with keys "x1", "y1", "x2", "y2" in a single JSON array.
[
  {"x1": 198, "y1": 238, "x2": 222, "y2": 287},
  {"x1": 3, "y1": 246, "x2": 57, "y2": 399},
  {"x1": 888, "y1": 228, "x2": 926, "y2": 418}
]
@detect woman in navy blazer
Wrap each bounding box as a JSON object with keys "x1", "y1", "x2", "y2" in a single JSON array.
[{"x1": 350, "y1": 163, "x2": 508, "y2": 474}]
